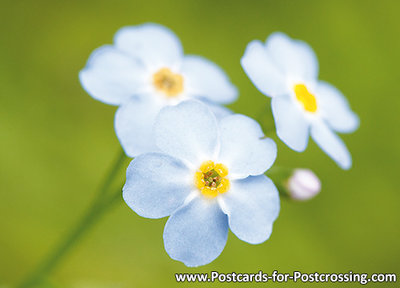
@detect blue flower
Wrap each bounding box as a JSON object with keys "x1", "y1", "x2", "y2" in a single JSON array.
[
  {"x1": 80, "y1": 23, "x2": 238, "y2": 157},
  {"x1": 241, "y1": 32, "x2": 359, "y2": 169},
  {"x1": 123, "y1": 101, "x2": 280, "y2": 267}
]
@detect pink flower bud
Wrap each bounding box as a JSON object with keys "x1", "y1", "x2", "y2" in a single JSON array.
[{"x1": 287, "y1": 169, "x2": 321, "y2": 200}]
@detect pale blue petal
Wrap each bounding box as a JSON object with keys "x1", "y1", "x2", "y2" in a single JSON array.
[
  {"x1": 316, "y1": 81, "x2": 360, "y2": 133},
  {"x1": 114, "y1": 23, "x2": 183, "y2": 68},
  {"x1": 241, "y1": 40, "x2": 287, "y2": 97},
  {"x1": 311, "y1": 121, "x2": 352, "y2": 170},
  {"x1": 272, "y1": 95, "x2": 310, "y2": 152},
  {"x1": 266, "y1": 32, "x2": 319, "y2": 81},
  {"x1": 219, "y1": 175, "x2": 280, "y2": 244},
  {"x1": 182, "y1": 55, "x2": 238, "y2": 104},
  {"x1": 79, "y1": 46, "x2": 146, "y2": 105},
  {"x1": 115, "y1": 97, "x2": 161, "y2": 157},
  {"x1": 164, "y1": 197, "x2": 228, "y2": 267},
  {"x1": 204, "y1": 101, "x2": 233, "y2": 120},
  {"x1": 217, "y1": 115, "x2": 277, "y2": 179},
  {"x1": 123, "y1": 153, "x2": 192, "y2": 219},
  {"x1": 154, "y1": 101, "x2": 219, "y2": 166}
]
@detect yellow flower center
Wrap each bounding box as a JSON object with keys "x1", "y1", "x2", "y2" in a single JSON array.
[
  {"x1": 194, "y1": 160, "x2": 230, "y2": 198},
  {"x1": 153, "y1": 67, "x2": 183, "y2": 97},
  {"x1": 294, "y1": 83, "x2": 317, "y2": 113}
]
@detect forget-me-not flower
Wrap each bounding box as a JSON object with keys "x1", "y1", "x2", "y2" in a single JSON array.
[
  {"x1": 241, "y1": 32, "x2": 359, "y2": 169},
  {"x1": 123, "y1": 100, "x2": 280, "y2": 267},
  {"x1": 80, "y1": 23, "x2": 237, "y2": 157}
]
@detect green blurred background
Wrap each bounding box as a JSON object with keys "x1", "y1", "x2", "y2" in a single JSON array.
[{"x1": 1, "y1": 0, "x2": 399, "y2": 287}]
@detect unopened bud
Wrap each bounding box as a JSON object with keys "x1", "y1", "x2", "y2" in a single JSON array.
[{"x1": 287, "y1": 169, "x2": 321, "y2": 200}]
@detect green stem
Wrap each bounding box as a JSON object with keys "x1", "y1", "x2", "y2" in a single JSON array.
[
  {"x1": 255, "y1": 101, "x2": 274, "y2": 136},
  {"x1": 96, "y1": 149, "x2": 127, "y2": 199},
  {"x1": 266, "y1": 166, "x2": 293, "y2": 198},
  {"x1": 18, "y1": 150, "x2": 128, "y2": 288}
]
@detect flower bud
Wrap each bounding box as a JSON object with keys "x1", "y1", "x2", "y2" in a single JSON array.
[{"x1": 286, "y1": 169, "x2": 321, "y2": 200}]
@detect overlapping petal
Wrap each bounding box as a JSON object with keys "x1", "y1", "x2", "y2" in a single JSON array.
[
  {"x1": 217, "y1": 114, "x2": 277, "y2": 179},
  {"x1": 121, "y1": 100, "x2": 283, "y2": 267},
  {"x1": 219, "y1": 175, "x2": 280, "y2": 244},
  {"x1": 154, "y1": 101, "x2": 219, "y2": 167},
  {"x1": 266, "y1": 32, "x2": 319, "y2": 81},
  {"x1": 316, "y1": 81, "x2": 360, "y2": 133},
  {"x1": 123, "y1": 153, "x2": 192, "y2": 219},
  {"x1": 182, "y1": 55, "x2": 238, "y2": 104},
  {"x1": 271, "y1": 95, "x2": 310, "y2": 152},
  {"x1": 79, "y1": 46, "x2": 146, "y2": 105},
  {"x1": 114, "y1": 97, "x2": 161, "y2": 157},
  {"x1": 311, "y1": 121, "x2": 352, "y2": 169},
  {"x1": 242, "y1": 32, "x2": 358, "y2": 169},
  {"x1": 241, "y1": 40, "x2": 287, "y2": 97},
  {"x1": 163, "y1": 197, "x2": 228, "y2": 267},
  {"x1": 114, "y1": 23, "x2": 183, "y2": 68},
  {"x1": 204, "y1": 101, "x2": 233, "y2": 119}
]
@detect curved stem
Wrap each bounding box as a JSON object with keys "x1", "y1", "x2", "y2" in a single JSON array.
[
  {"x1": 256, "y1": 101, "x2": 274, "y2": 136},
  {"x1": 18, "y1": 150, "x2": 128, "y2": 288},
  {"x1": 96, "y1": 149, "x2": 127, "y2": 199}
]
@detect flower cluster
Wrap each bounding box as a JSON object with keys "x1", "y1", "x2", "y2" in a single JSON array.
[
  {"x1": 123, "y1": 101, "x2": 279, "y2": 266},
  {"x1": 80, "y1": 24, "x2": 359, "y2": 266}
]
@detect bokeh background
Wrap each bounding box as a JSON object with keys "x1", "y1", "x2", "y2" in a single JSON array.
[{"x1": 1, "y1": 0, "x2": 399, "y2": 287}]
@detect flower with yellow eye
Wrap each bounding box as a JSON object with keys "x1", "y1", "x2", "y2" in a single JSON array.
[
  {"x1": 79, "y1": 23, "x2": 238, "y2": 157},
  {"x1": 123, "y1": 101, "x2": 279, "y2": 267},
  {"x1": 194, "y1": 161, "x2": 230, "y2": 198},
  {"x1": 241, "y1": 32, "x2": 359, "y2": 169}
]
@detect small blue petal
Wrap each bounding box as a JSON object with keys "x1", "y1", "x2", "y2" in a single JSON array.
[
  {"x1": 79, "y1": 46, "x2": 145, "y2": 105},
  {"x1": 271, "y1": 95, "x2": 310, "y2": 152},
  {"x1": 115, "y1": 97, "x2": 161, "y2": 157},
  {"x1": 219, "y1": 175, "x2": 280, "y2": 244},
  {"x1": 164, "y1": 197, "x2": 228, "y2": 267},
  {"x1": 205, "y1": 101, "x2": 234, "y2": 120},
  {"x1": 123, "y1": 153, "x2": 192, "y2": 219},
  {"x1": 114, "y1": 23, "x2": 183, "y2": 68},
  {"x1": 182, "y1": 55, "x2": 238, "y2": 104},
  {"x1": 217, "y1": 114, "x2": 277, "y2": 179},
  {"x1": 154, "y1": 100, "x2": 219, "y2": 167},
  {"x1": 241, "y1": 40, "x2": 287, "y2": 97},
  {"x1": 311, "y1": 121, "x2": 352, "y2": 170},
  {"x1": 265, "y1": 32, "x2": 319, "y2": 81},
  {"x1": 316, "y1": 81, "x2": 360, "y2": 134}
]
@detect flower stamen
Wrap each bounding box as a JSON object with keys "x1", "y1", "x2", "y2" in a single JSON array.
[
  {"x1": 294, "y1": 83, "x2": 317, "y2": 113},
  {"x1": 194, "y1": 161, "x2": 230, "y2": 198},
  {"x1": 153, "y1": 68, "x2": 183, "y2": 97}
]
